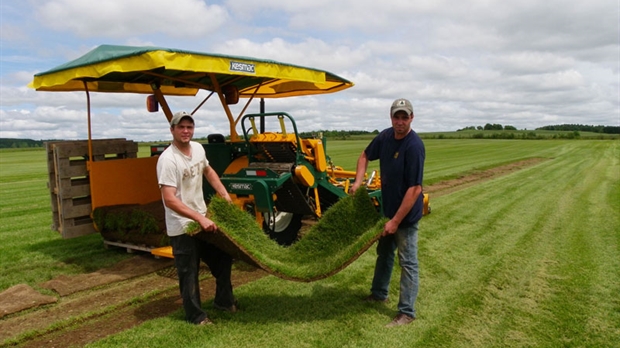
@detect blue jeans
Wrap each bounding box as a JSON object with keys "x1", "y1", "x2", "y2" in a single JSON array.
[{"x1": 370, "y1": 222, "x2": 419, "y2": 318}]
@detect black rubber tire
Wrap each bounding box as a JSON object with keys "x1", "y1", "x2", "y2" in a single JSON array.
[{"x1": 263, "y1": 212, "x2": 303, "y2": 246}]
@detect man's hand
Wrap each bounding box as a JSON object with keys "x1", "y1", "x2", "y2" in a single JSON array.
[
  {"x1": 197, "y1": 216, "x2": 217, "y2": 233},
  {"x1": 382, "y1": 219, "x2": 399, "y2": 237}
]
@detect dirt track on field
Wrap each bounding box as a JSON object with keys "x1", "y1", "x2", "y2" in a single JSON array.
[
  {"x1": 0, "y1": 158, "x2": 545, "y2": 347},
  {"x1": 0, "y1": 263, "x2": 266, "y2": 348}
]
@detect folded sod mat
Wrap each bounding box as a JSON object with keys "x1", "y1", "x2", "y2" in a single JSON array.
[{"x1": 196, "y1": 188, "x2": 387, "y2": 282}]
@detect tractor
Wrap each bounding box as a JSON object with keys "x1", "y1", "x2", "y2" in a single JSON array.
[{"x1": 30, "y1": 44, "x2": 427, "y2": 256}]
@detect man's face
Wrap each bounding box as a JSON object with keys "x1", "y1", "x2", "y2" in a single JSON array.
[
  {"x1": 171, "y1": 119, "x2": 194, "y2": 144},
  {"x1": 391, "y1": 110, "x2": 413, "y2": 138}
]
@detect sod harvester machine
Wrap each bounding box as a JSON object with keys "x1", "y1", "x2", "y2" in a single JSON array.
[{"x1": 30, "y1": 45, "x2": 428, "y2": 257}]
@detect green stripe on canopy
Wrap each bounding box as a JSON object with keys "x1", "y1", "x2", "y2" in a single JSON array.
[{"x1": 29, "y1": 44, "x2": 353, "y2": 98}]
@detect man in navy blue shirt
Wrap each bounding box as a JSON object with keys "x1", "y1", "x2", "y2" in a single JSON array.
[{"x1": 350, "y1": 98, "x2": 425, "y2": 327}]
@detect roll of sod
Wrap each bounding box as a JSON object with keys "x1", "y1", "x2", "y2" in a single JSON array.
[{"x1": 196, "y1": 188, "x2": 386, "y2": 282}]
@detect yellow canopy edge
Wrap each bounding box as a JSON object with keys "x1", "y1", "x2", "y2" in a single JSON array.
[{"x1": 29, "y1": 46, "x2": 353, "y2": 98}]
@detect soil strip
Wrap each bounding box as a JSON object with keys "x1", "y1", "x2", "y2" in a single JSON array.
[
  {"x1": 39, "y1": 255, "x2": 174, "y2": 296},
  {"x1": 0, "y1": 284, "x2": 57, "y2": 319},
  {"x1": 1, "y1": 265, "x2": 264, "y2": 347},
  {"x1": 424, "y1": 158, "x2": 546, "y2": 197}
]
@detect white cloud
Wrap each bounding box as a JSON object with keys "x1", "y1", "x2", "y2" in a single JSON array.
[
  {"x1": 0, "y1": 0, "x2": 617, "y2": 141},
  {"x1": 509, "y1": 70, "x2": 586, "y2": 91},
  {"x1": 36, "y1": 0, "x2": 229, "y2": 38},
  {"x1": 213, "y1": 38, "x2": 371, "y2": 72},
  {"x1": 491, "y1": 52, "x2": 576, "y2": 74}
]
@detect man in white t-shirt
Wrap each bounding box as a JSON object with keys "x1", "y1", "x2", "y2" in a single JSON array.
[{"x1": 156, "y1": 111, "x2": 236, "y2": 325}]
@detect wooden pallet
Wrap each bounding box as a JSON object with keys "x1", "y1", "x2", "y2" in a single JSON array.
[
  {"x1": 103, "y1": 240, "x2": 155, "y2": 253},
  {"x1": 45, "y1": 139, "x2": 138, "y2": 238}
]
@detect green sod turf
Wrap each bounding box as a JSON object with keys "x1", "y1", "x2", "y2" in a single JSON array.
[{"x1": 198, "y1": 188, "x2": 387, "y2": 281}]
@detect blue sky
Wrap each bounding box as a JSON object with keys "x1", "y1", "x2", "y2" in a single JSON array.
[{"x1": 1, "y1": 0, "x2": 618, "y2": 141}]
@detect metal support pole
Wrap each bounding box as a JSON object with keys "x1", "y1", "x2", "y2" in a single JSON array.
[
  {"x1": 260, "y1": 98, "x2": 265, "y2": 133},
  {"x1": 83, "y1": 81, "x2": 93, "y2": 164}
]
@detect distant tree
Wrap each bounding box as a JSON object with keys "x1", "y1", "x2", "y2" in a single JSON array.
[
  {"x1": 504, "y1": 125, "x2": 517, "y2": 130},
  {"x1": 536, "y1": 124, "x2": 619, "y2": 134},
  {"x1": 297, "y1": 129, "x2": 378, "y2": 139},
  {"x1": 484, "y1": 123, "x2": 503, "y2": 130}
]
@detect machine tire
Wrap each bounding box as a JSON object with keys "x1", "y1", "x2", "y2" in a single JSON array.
[{"x1": 263, "y1": 212, "x2": 303, "y2": 246}]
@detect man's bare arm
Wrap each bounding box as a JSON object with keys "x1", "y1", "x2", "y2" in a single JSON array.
[
  {"x1": 203, "y1": 166, "x2": 232, "y2": 202},
  {"x1": 160, "y1": 185, "x2": 216, "y2": 232},
  {"x1": 349, "y1": 151, "x2": 369, "y2": 194}
]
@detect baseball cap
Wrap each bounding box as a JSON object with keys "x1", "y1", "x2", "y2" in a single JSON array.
[
  {"x1": 390, "y1": 98, "x2": 413, "y2": 117},
  {"x1": 170, "y1": 111, "x2": 194, "y2": 126}
]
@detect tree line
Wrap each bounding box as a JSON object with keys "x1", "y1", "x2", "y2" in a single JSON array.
[
  {"x1": 298, "y1": 129, "x2": 379, "y2": 139},
  {"x1": 457, "y1": 124, "x2": 518, "y2": 131},
  {"x1": 458, "y1": 123, "x2": 619, "y2": 134},
  {"x1": 536, "y1": 124, "x2": 619, "y2": 134},
  {"x1": 0, "y1": 138, "x2": 45, "y2": 149}
]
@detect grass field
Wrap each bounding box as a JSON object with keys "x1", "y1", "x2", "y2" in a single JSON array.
[{"x1": 1, "y1": 138, "x2": 618, "y2": 347}]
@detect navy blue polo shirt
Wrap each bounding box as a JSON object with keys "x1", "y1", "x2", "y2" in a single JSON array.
[{"x1": 364, "y1": 128, "x2": 425, "y2": 226}]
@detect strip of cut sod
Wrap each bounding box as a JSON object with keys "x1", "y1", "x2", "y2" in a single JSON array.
[{"x1": 190, "y1": 188, "x2": 386, "y2": 282}]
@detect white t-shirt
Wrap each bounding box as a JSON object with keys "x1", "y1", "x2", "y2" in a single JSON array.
[{"x1": 156, "y1": 141, "x2": 209, "y2": 236}]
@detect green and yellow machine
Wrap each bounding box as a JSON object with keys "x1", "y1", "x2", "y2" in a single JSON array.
[{"x1": 30, "y1": 44, "x2": 428, "y2": 256}]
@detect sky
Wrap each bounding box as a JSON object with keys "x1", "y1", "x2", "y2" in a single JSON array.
[{"x1": 1, "y1": 0, "x2": 618, "y2": 141}]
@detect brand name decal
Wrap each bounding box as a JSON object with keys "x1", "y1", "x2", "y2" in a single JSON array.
[
  {"x1": 230, "y1": 61, "x2": 255, "y2": 74},
  {"x1": 230, "y1": 183, "x2": 253, "y2": 191}
]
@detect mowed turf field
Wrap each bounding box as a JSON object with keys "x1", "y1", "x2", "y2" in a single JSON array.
[{"x1": 0, "y1": 138, "x2": 618, "y2": 347}]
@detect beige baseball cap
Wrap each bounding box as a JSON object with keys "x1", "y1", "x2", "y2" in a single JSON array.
[
  {"x1": 170, "y1": 111, "x2": 194, "y2": 126},
  {"x1": 390, "y1": 98, "x2": 413, "y2": 117}
]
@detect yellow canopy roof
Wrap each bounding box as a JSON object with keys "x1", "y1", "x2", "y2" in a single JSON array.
[{"x1": 29, "y1": 45, "x2": 353, "y2": 98}]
